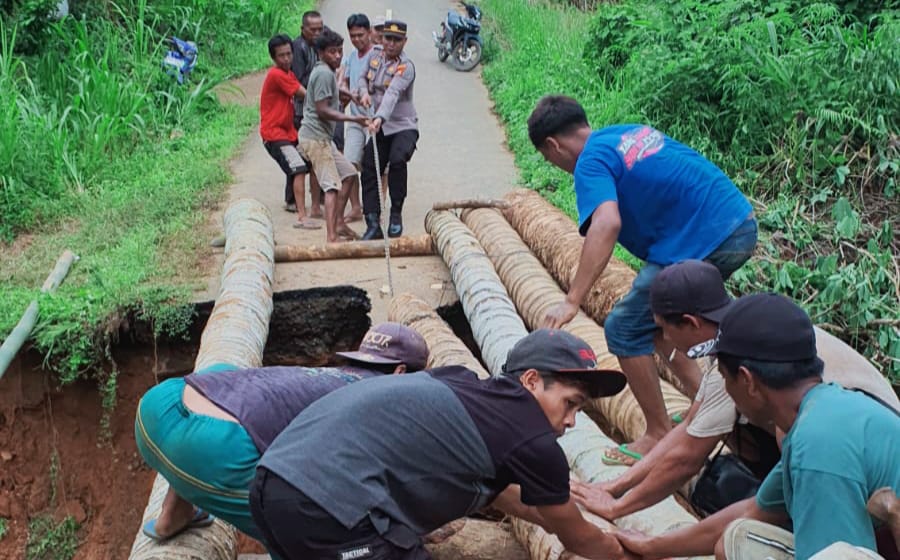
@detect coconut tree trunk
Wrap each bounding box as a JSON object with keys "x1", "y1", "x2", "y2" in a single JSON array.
[
  {"x1": 129, "y1": 198, "x2": 275, "y2": 560},
  {"x1": 425, "y1": 210, "x2": 527, "y2": 374},
  {"x1": 388, "y1": 293, "x2": 488, "y2": 378},
  {"x1": 274, "y1": 234, "x2": 434, "y2": 262},
  {"x1": 460, "y1": 208, "x2": 691, "y2": 442},
  {"x1": 502, "y1": 189, "x2": 635, "y2": 324}
]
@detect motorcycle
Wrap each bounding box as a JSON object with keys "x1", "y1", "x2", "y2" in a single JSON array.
[
  {"x1": 432, "y1": 2, "x2": 483, "y2": 72},
  {"x1": 161, "y1": 36, "x2": 198, "y2": 84}
]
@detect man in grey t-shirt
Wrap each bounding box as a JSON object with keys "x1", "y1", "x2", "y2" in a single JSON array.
[
  {"x1": 252, "y1": 329, "x2": 635, "y2": 560},
  {"x1": 298, "y1": 29, "x2": 368, "y2": 243}
]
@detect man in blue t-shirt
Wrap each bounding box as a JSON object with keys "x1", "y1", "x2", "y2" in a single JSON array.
[
  {"x1": 134, "y1": 323, "x2": 428, "y2": 553},
  {"x1": 528, "y1": 95, "x2": 757, "y2": 465},
  {"x1": 613, "y1": 294, "x2": 899, "y2": 560}
]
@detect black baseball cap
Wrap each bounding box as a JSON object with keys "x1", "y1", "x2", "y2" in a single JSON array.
[
  {"x1": 690, "y1": 293, "x2": 820, "y2": 363},
  {"x1": 650, "y1": 260, "x2": 733, "y2": 322},
  {"x1": 337, "y1": 322, "x2": 428, "y2": 371},
  {"x1": 501, "y1": 329, "x2": 627, "y2": 398}
]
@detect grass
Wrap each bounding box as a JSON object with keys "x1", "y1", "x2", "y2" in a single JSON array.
[
  {"x1": 0, "y1": 0, "x2": 312, "y2": 384},
  {"x1": 25, "y1": 516, "x2": 79, "y2": 560},
  {"x1": 479, "y1": 0, "x2": 899, "y2": 382}
]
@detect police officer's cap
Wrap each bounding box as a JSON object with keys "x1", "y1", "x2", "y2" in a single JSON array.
[{"x1": 382, "y1": 20, "x2": 408, "y2": 38}]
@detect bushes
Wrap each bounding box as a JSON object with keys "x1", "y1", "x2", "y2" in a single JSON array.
[{"x1": 480, "y1": 0, "x2": 899, "y2": 382}]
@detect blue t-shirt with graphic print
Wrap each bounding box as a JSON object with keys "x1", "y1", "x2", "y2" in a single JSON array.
[{"x1": 573, "y1": 125, "x2": 752, "y2": 265}]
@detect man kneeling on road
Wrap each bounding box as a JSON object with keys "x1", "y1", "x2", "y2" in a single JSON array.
[
  {"x1": 134, "y1": 323, "x2": 427, "y2": 553},
  {"x1": 598, "y1": 293, "x2": 899, "y2": 560},
  {"x1": 572, "y1": 260, "x2": 900, "y2": 527},
  {"x1": 251, "y1": 329, "x2": 634, "y2": 560}
]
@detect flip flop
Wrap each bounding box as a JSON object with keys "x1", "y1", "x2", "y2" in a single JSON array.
[
  {"x1": 292, "y1": 218, "x2": 323, "y2": 230},
  {"x1": 671, "y1": 411, "x2": 688, "y2": 425},
  {"x1": 142, "y1": 508, "x2": 215, "y2": 541},
  {"x1": 337, "y1": 227, "x2": 360, "y2": 240},
  {"x1": 602, "y1": 443, "x2": 643, "y2": 467}
]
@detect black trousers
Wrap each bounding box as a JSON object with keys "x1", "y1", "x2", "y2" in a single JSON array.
[
  {"x1": 361, "y1": 128, "x2": 419, "y2": 215},
  {"x1": 249, "y1": 467, "x2": 431, "y2": 560}
]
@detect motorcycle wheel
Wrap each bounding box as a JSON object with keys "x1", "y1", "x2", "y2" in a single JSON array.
[
  {"x1": 450, "y1": 38, "x2": 482, "y2": 72},
  {"x1": 438, "y1": 45, "x2": 449, "y2": 62}
]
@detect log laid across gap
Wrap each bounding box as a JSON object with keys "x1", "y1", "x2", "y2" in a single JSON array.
[
  {"x1": 460, "y1": 208, "x2": 692, "y2": 442},
  {"x1": 502, "y1": 188, "x2": 635, "y2": 324},
  {"x1": 425, "y1": 210, "x2": 527, "y2": 375},
  {"x1": 431, "y1": 198, "x2": 510, "y2": 211},
  {"x1": 129, "y1": 198, "x2": 276, "y2": 560},
  {"x1": 274, "y1": 234, "x2": 434, "y2": 262}
]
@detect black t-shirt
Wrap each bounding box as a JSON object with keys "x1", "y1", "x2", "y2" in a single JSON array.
[{"x1": 260, "y1": 367, "x2": 570, "y2": 545}]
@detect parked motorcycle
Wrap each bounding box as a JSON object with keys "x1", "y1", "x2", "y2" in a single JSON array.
[{"x1": 432, "y1": 3, "x2": 483, "y2": 72}]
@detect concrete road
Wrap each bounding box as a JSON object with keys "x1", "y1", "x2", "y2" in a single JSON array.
[{"x1": 202, "y1": 0, "x2": 520, "y2": 321}]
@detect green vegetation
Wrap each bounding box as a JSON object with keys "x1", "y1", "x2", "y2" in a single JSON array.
[
  {"x1": 25, "y1": 515, "x2": 79, "y2": 560},
  {"x1": 1, "y1": 0, "x2": 311, "y2": 383},
  {"x1": 480, "y1": 0, "x2": 899, "y2": 382},
  {"x1": 0, "y1": 517, "x2": 8, "y2": 541}
]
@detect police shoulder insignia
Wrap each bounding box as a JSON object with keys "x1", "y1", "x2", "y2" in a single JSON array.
[
  {"x1": 396, "y1": 64, "x2": 407, "y2": 76},
  {"x1": 370, "y1": 57, "x2": 380, "y2": 68}
]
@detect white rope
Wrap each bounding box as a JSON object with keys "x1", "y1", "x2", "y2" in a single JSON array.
[{"x1": 370, "y1": 123, "x2": 394, "y2": 296}]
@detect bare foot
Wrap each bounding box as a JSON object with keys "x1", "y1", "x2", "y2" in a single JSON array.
[
  {"x1": 344, "y1": 209, "x2": 363, "y2": 222},
  {"x1": 337, "y1": 226, "x2": 359, "y2": 240},
  {"x1": 625, "y1": 434, "x2": 660, "y2": 457},
  {"x1": 310, "y1": 208, "x2": 325, "y2": 219}
]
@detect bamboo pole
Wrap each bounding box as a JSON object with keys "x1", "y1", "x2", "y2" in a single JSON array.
[
  {"x1": 460, "y1": 208, "x2": 691, "y2": 444},
  {"x1": 129, "y1": 198, "x2": 275, "y2": 560},
  {"x1": 502, "y1": 188, "x2": 635, "y2": 324},
  {"x1": 432, "y1": 198, "x2": 510, "y2": 211},
  {"x1": 424, "y1": 210, "x2": 527, "y2": 374},
  {"x1": 388, "y1": 293, "x2": 488, "y2": 378},
  {"x1": 274, "y1": 234, "x2": 434, "y2": 262},
  {"x1": 0, "y1": 250, "x2": 78, "y2": 379}
]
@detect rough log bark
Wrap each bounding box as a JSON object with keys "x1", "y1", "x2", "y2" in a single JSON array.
[
  {"x1": 425, "y1": 210, "x2": 527, "y2": 374},
  {"x1": 427, "y1": 518, "x2": 530, "y2": 560},
  {"x1": 0, "y1": 249, "x2": 78, "y2": 379},
  {"x1": 274, "y1": 234, "x2": 434, "y2": 262},
  {"x1": 460, "y1": 208, "x2": 691, "y2": 443},
  {"x1": 502, "y1": 188, "x2": 635, "y2": 324},
  {"x1": 388, "y1": 293, "x2": 488, "y2": 378},
  {"x1": 561, "y1": 413, "x2": 712, "y2": 557},
  {"x1": 432, "y1": 198, "x2": 510, "y2": 211},
  {"x1": 129, "y1": 198, "x2": 275, "y2": 560}
]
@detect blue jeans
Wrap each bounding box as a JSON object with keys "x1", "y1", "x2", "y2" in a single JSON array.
[{"x1": 605, "y1": 217, "x2": 758, "y2": 357}]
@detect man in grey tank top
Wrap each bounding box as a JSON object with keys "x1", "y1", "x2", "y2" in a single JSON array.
[{"x1": 134, "y1": 323, "x2": 427, "y2": 555}]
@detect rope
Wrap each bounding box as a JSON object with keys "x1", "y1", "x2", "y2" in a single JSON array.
[{"x1": 370, "y1": 122, "x2": 394, "y2": 296}]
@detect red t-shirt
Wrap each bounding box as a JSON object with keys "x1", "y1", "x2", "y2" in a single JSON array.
[{"x1": 259, "y1": 66, "x2": 300, "y2": 143}]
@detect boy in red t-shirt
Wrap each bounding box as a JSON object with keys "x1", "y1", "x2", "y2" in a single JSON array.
[{"x1": 260, "y1": 34, "x2": 321, "y2": 229}]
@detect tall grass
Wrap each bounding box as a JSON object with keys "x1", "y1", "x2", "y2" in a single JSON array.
[
  {"x1": 0, "y1": 0, "x2": 312, "y2": 382},
  {"x1": 479, "y1": 0, "x2": 899, "y2": 382}
]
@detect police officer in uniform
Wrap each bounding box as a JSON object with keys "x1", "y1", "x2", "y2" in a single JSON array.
[{"x1": 358, "y1": 20, "x2": 418, "y2": 239}]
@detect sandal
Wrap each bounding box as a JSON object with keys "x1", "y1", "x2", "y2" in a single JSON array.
[
  {"x1": 292, "y1": 217, "x2": 323, "y2": 230},
  {"x1": 602, "y1": 443, "x2": 643, "y2": 467},
  {"x1": 337, "y1": 227, "x2": 360, "y2": 240},
  {"x1": 142, "y1": 508, "x2": 215, "y2": 541}
]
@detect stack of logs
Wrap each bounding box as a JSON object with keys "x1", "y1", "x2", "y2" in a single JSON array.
[
  {"x1": 390, "y1": 189, "x2": 710, "y2": 560},
  {"x1": 129, "y1": 190, "x2": 711, "y2": 560}
]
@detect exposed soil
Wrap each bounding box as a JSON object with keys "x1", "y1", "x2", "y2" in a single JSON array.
[{"x1": 0, "y1": 348, "x2": 158, "y2": 559}]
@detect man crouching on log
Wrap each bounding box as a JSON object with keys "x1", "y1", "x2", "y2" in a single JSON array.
[
  {"x1": 531, "y1": 95, "x2": 757, "y2": 466},
  {"x1": 250, "y1": 329, "x2": 635, "y2": 560},
  {"x1": 134, "y1": 323, "x2": 427, "y2": 554}
]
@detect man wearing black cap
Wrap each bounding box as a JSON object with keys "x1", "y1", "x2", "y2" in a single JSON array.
[
  {"x1": 250, "y1": 329, "x2": 633, "y2": 560},
  {"x1": 573, "y1": 261, "x2": 899, "y2": 536},
  {"x1": 589, "y1": 292, "x2": 900, "y2": 560},
  {"x1": 134, "y1": 323, "x2": 427, "y2": 552},
  {"x1": 357, "y1": 19, "x2": 419, "y2": 240}
]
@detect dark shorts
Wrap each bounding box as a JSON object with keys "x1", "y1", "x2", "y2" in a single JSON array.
[
  {"x1": 264, "y1": 140, "x2": 310, "y2": 177},
  {"x1": 250, "y1": 467, "x2": 431, "y2": 560},
  {"x1": 605, "y1": 216, "x2": 758, "y2": 357}
]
